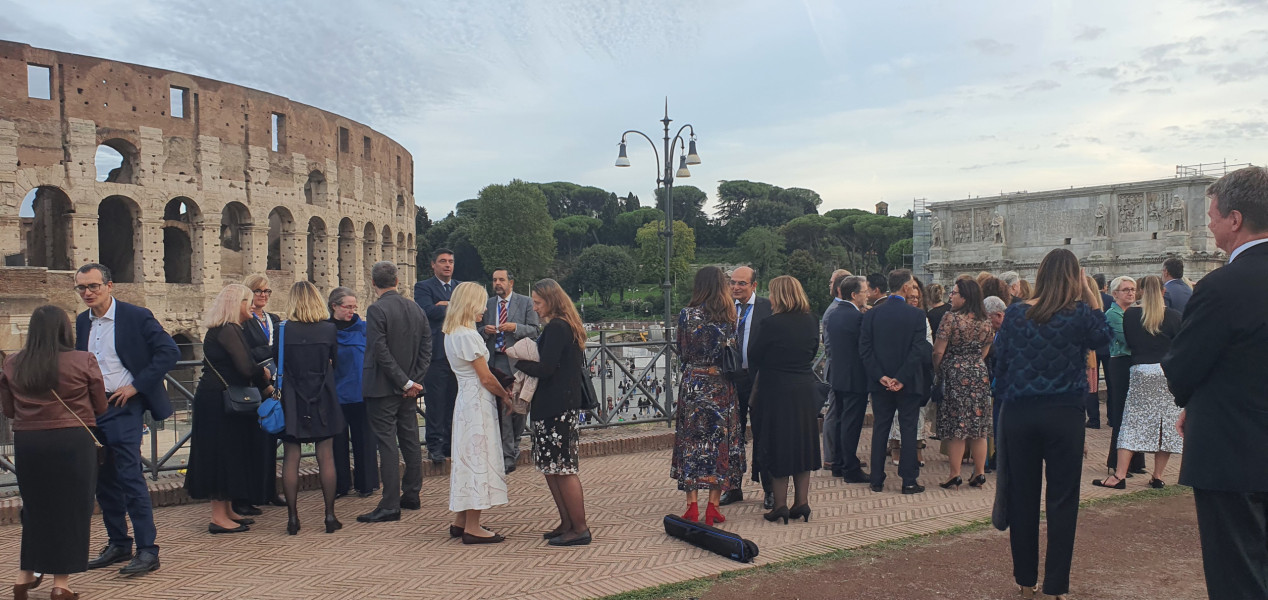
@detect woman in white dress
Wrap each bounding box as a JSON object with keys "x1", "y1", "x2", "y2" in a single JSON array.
[{"x1": 443, "y1": 282, "x2": 514, "y2": 544}]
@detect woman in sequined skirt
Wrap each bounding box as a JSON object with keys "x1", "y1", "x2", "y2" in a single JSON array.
[
  {"x1": 671, "y1": 266, "x2": 743, "y2": 527},
  {"x1": 1094, "y1": 275, "x2": 1183, "y2": 490}
]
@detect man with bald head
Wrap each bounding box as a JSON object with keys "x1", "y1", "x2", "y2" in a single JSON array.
[{"x1": 719, "y1": 265, "x2": 775, "y2": 508}]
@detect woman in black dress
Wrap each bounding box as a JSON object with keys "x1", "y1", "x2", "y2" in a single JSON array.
[
  {"x1": 185, "y1": 284, "x2": 271, "y2": 533},
  {"x1": 1, "y1": 306, "x2": 108, "y2": 599},
  {"x1": 750, "y1": 276, "x2": 822, "y2": 524},
  {"x1": 275, "y1": 281, "x2": 345, "y2": 535},
  {"x1": 238, "y1": 273, "x2": 283, "y2": 514},
  {"x1": 514, "y1": 279, "x2": 592, "y2": 546}
]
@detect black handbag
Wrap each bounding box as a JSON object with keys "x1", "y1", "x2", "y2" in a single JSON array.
[
  {"x1": 720, "y1": 344, "x2": 744, "y2": 380},
  {"x1": 205, "y1": 358, "x2": 263, "y2": 415},
  {"x1": 578, "y1": 356, "x2": 600, "y2": 412},
  {"x1": 663, "y1": 514, "x2": 759, "y2": 563}
]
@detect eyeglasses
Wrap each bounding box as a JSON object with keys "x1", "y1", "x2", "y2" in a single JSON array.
[
  {"x1": 253, "y1": 289, "x2": 272, "y2": 295},
  {"x1": 74, "y1": 283, "x2": 104, "y2": 294},
  {"x1": 728, "y1": 280, "x2": 751, "y2": 287},
  {"x1": 338, "y1": 303, "x2": 358, "y2": 310},
  {"x1": 949, "y1": 290, "x2": 960, "y2": 297}
]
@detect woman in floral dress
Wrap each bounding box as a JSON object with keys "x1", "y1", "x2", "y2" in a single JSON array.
[
  {"x1": 671, "y1": 266, "x2": 743, "y2": 527},
  {"x1": 932, "y1": 278, "x2": 995, "y2": 489}
]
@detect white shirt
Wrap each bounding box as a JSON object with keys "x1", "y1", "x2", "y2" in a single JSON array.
[
  {"x1": 1229, "y1": 238, "x2": 1268, "y2": 263},
  {"x1": 736, "y1": 292, "x2": 756, "y2": 369},
  {"x1": 88, "y1": 298, "x2": 135, "y2": 393}
]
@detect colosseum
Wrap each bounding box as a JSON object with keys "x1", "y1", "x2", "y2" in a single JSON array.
[{"x1": 0, "y1": 40, "x2": 418, "y2": 353}]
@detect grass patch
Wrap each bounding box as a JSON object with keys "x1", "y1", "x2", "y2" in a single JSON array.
[{"x1": 597, "y1": 485, "x2": 1191, "y2": 600}]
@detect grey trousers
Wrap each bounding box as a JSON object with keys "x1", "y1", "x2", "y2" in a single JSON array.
[
  {"x1": 822, "y1": 388, "x2": 840, "y2": 467},
  {"x1": 491, "y1": 353, "x2": 527, "y2": 470},
  {"x1": 366, "y1": 395, "x2": 423, "y2": 511}
]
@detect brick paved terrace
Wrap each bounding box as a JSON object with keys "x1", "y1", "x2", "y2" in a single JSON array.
[{"x1": 0, "y1": 420, "x2": 1163, "y2": 599}]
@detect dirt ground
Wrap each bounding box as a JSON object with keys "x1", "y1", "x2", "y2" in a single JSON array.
[{"x1": 694, "y1": 491, "x2": 1204, "y2": 600}]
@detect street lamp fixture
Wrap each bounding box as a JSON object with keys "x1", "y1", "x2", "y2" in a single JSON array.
[
  {"x1": 675, "y1": 156, "x2": 691, "y2": 178},
  {"x1": 615, "y1": 142, "x2": 630, "y2": 167}
]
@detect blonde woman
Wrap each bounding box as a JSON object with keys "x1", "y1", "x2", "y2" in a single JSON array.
[
  {"x1": 444, "y1": 282, "x2": 513, "y2": 544},
  {"x1": 185, "y1": 284, "x2": 271, "y2": 534},
  {"x1": 1094, "y1": 275, "x2": 1184, "y2": 490},
  {"x1": 276, "y1": 281, "x2": 345, "y2": 535},
  {"x1": 238, "y1": 273, "x2": 283, "y2": 515},
  {"x1": 514, "y1": 279, "x2": 592, "y2": 546}
]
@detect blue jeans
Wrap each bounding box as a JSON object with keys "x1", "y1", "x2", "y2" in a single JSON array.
[{"x1": 95, "y1": 400, "x2": 158, "y2": 556}]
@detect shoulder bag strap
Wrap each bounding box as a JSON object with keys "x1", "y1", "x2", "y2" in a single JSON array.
[
  {"x1": 203, "y1": 356, "x2": 229, "y2": 388},
  {"x1": 276, "y1": 321, "x2": 286, "y2": 396},
  {"x1": 51, "y1": 389, "x2": 104, "y2": 450}
]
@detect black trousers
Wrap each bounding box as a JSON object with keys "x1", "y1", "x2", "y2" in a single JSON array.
[
  {"x1": 734, "y1": 374, "x2": 771, "y2": 493},
  {"x1": 423, "y1": 364, "x2": 458, "y2": 457},
  {"x1": 1193, "y1": 488, "x2": 1268, "y2": 599},
  {"x1": 334, "y1": 402, "x2": 380, "y2": 495},
  {"x1": 869, "y1": 390, "x2": 921, "y2": 486},
  {"x1": 1002, "y1": 397, "x2": 1084, "y2": 596},
  {"x1": 1084, "y1": 353, "x2": 1107, "y2": 426},
  {"x1": 1106, "y1": 356, "x2": 1145, "y2": 471},
  {"x1": 835, "y1": 390, "x2": 869, "y2": 477}
]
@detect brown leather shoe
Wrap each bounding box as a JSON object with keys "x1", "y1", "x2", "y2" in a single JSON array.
[
  {"x1": 461, "y1": 531, "x2": 506, "y2": 544},
  {"x1": 13, "y1": 574, "x2": 42, "y2": 600},
  {"x1": 50, "y1": 588, "x2": 80, "y2": 600}
]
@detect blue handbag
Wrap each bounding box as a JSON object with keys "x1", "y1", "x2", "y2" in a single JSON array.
[{"x1": 257, "y1": 321, "x2": 286, "y2": 434}]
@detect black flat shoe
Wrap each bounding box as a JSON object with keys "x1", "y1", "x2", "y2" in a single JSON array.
[
  {"x1": 324, "y1": 516, "x2": 343, "y2": 533},
  {"x1": 869, "y1": 482, "x2": 884, "y2": 493},
  {"x1": 356, "y1": 489, "x2": 377, "y2": 498},
  {"x1": 1092, "y1": 475, "x2": 1126, "y2": 489},
  {"x1": 763, "y1": 505, "x2": 790, "y2": 524},
  {"x1": 462, "y1": 532, "x2": 506, "y2": 544},
  {"x1": 968, "y1": 474, "x2": 987, "y2": 488},
  {"x1": 718, "y1": 489, "x2": 743, "y2": 506},
  {"x1": 1149, "y1": 478, "x2": 1165, "y2": 489},
  {"x1": 762, "y1": 491, "x2": 776, "y2": 510},
  {"x1": 231, "y1": 517, "x2": 255, "y2": 526},
  {"x1": 268, "y1": 495, "x2": 287, "y2": 507},
  {"x1": 940, "y1": 476, "x2": 963, "y2": 489},
  {"x1": 357, "y1": 508, "x2": 402, "y2": 523},
  {"x1": 209, "y1": 522, "x2": 250, "y2": 534},
  {"x1": 451, "y1": 525, "x2": 465, "y2": 538},
  {"x1": 400, "y1": 497, "x2": 421, "y2": 510},
  {"x1": 842, "y1": 470, "x2": 870, "y2": 483},
  {"x1": 542, "y1": 525, "x2": 568, "y2": 540},
  {"x1": 789, "y1": 504, "x2": 812, "y2": 522},
  {"x1": 233, "y1": 504, "x2": 263, "y2": 516},
  {"x1": 548, "y1": 530, "x2": 591, "y2": 546}
]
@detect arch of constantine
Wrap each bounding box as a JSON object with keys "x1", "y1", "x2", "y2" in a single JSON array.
[{"x1": 0, "y1": 41, "x2": 417, "y2": 350}]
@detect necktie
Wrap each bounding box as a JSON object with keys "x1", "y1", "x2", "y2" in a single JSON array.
[
  {"x1": 496, "y1": 299, "x2": 508, "y2": 351},
  {"x1": 442, "y1": 282, "x2": 451, "y2": 295},
  {"x1": 736, "y1": 302, "x2": 752, "y2": 352}
]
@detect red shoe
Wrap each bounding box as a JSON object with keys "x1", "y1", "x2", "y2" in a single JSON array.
[
  {"x1": 705, "y1": 502, "x2": 726, "y2": 526},
  {"x1": 682, "y1": 503, "x2": 699, "y2": 522}
]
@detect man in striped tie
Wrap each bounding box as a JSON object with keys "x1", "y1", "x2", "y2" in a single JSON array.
[{"x1": 480, "y1": 268, "x2": 540, "y2": 473}]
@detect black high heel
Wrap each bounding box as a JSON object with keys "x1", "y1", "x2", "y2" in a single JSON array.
[
  {"x1": 939, "y1": 476, "x2": 963, "y2": 489},
  {"x1": 788, "y1": 504, "x2": 811, "y2": 522},
  {"x1": 763, "y1": 505, "x2": 790, "y2": 524},
  {"x1": 286, "y1": 515, "x2": 300, "y2": 535},
  {"x1": 324, "y1": 515, "x2": 343, "y2": 534},
  {"x1": 968, "y1": 474, "x2": 987, "y2": 488}
]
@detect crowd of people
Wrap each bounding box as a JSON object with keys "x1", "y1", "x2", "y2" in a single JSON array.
[{"x1": 0, "y1": 167, "x2": 1265, "y2": 599}]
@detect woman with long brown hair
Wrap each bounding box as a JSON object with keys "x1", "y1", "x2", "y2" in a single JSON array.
[
  {"x1": 1094, "y1": 275, "x2": 1183, "y2": 490},
  {"x1": 933, "y1": 278, "x2": 994, "y2": 489},
  {"x1": 749, "y1": 276, "x2": 821, "y2": 524},
  {"x1": 1, "y1": 305, "x2": 108, "y2": 600},
  {"x1": 514, "y1": 279, "x2": 592, "y2": 546},
  {"x1": 993, "y1": 248, "x2": 1111, "y2": 599},
  {"x1": 671, "y1": 266, "x2": 742, "y2": 526}
]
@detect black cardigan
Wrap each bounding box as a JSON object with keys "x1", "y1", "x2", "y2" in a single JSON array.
[
  {"x1": 514, "y1": 319, "x2": 584, "y2": 420},
  {"x1": 1123, "y1": 306, "x2": 1182, "y2": 365}
]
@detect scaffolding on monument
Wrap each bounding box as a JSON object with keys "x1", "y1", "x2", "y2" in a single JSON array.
[
  {"x1": 1175, "y1": 160, "x2": 1254, "y2": 178},
  {"x1": 911, "y1": 198, "x2": 933, "y2": 284}
]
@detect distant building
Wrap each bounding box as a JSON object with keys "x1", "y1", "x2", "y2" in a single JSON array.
[{"x1": 875, "y1": 201, "x2": 889, "y2": 216}]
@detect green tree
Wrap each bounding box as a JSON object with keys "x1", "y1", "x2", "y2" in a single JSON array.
[
  {"x1": 771, "y1": 187, "x2": 822, "y2": 214},
  {"x1": 716, "y1": 180, "x2": 776, "y2": 222},
  {"x1": 612, "y1": 208, "x2": 664, "y2": 247},
  {"x1": 622, "y1": 192, "x2": 640, "y2": 212},
  {"x1": 554, "y1": 215, "x2": 602, "y2": 258},
  {"x1": 781, "y1": 214, "x2": 834, "y2": 256},
  {"x1": 471, "y1": 180, "x2": 557, "y2": 284},
  {"x1": 574, "y1": 245, "x2": 638, "y2": 306},
  {"x1": 736, "y1": 227, "x2": 785, "y2": 288},
  {"x1": 635, "y1": 220, "x2": 696, "y2": 284},
  {"x1": 737, "y1": 199, "x2": 803, "y2": 230},
  {"x1": 784, "y1": 249, "x2": 830, "y2": 314},
  {"x1": 654, "y1": 184, "x2": 708, "y2": 229},
  {"x1": 886, "y1": 238, "x2": 914, "y2": 270}
]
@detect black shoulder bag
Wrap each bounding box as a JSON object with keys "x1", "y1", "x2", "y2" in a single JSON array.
[{"x1": 205, "y1": 357, "x2": 263, "y2": 415}]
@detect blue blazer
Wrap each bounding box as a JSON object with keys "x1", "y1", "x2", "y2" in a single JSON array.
[
  {"x1": 825, "y1": 300, "x2": 868, "y2": 394},
  {"x1": 413, "y1": 277, "x2": 460, "y2": 365},
  {"x1": 858, "y1": 295, "x2": 933, "y2": 394},
  {"x1": 76, "y1": 299, "x2": 180, "y2": 420}
]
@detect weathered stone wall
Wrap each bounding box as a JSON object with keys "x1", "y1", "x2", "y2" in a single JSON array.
[
  {"x1": 924, "y1": 176, "x2": 1223, "y2": 285},
  {"x1": 0, "y1": 41, "x2": 417, "y2": 349}
]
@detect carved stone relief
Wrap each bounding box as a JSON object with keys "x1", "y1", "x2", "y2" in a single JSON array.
[
  {"x1": 1118, "y1": 193, "x2": 1144, "y2": 233},
  {"x1": 973, "y1": 209, "x2": 992, "y2": 243},
  {"x1": 953, "y1": 211, "x2": 972, "y2": 244}
]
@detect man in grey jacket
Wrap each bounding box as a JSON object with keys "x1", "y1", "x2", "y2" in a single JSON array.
[
  {"x1": 478, "y1": 268, "x2": 540, "y2": 473},
  {"x1": 357, "y1": 261, "x2": 432, "y2": 524}
]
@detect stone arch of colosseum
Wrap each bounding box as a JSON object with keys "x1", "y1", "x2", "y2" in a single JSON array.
[{"x1": 0, "y1": 41, "x2": 417, "y2": 349}]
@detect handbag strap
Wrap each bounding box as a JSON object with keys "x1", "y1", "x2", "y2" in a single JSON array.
[
  {"x1": 202, "y1": 356, "x2": 229, "y2": 388},
  {"x1": 50, "y1": 389, "x2": 104, "y2": 449},
  {"x1": 276, "y1": 321, "x2": 286, "y2": 395}
]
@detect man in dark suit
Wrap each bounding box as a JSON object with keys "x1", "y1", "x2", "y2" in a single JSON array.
[
  {"x1": 859, "y1": 269, "x2": 933, "y2": 495},
  {"x1": 478, "y1": 268, "x2": 540, "y2": 473},
  {"x1": 359, "y1": 261, "x2": 432, "y2": 523},
  {"x1": 718, "y1": 265, "x2": 775, "y2": 508},
  {"x1": 1162, "y1": 166, "x2": 1268, "y2": 599},
  {"x1": 825, "y1": 275, "x2": 871, "y2": 483},
  {"x1": 1161, "y1": 257, "x2": 1193, "y2": 314},
  {"x1": 74, "y1": 263, "x2": 178, "y2": 576},
  {"x1": 820, "y1": 269, "x2": 852, "y2": 476},
  {"x1": 413, "y1": 248, "x2": 460, "y2": 463}
]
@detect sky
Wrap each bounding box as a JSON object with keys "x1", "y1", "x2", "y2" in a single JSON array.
[{"x1": 5, "y1": 0, "x2": 1267, "y2": 219}]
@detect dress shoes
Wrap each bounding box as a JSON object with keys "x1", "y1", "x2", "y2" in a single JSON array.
[
  {"x1": 717, "y1": 489, "x2": 743, "y2": 506},
  {"x1": 901, "y1": 483, "x2": 926, "y2": 495},
  {"x1": 268, "y1": 495, "x2": 287, "y2": 507},
  {"x1": 87, "y1": 545, "x2": 132, "y2": 570},
  {"x1": 762, "y1": 491, "x2": 776, "y2": 510},
  {"x1": 400, "y1": 497, "x2": 421, "y2": 510},
  {"x1": 548, "y1": 529, "x2": 592, "y2": 546},
  {"x1": 356, "y1": 508, "x2": 402, "y2": 523},
  {"x1": 505, "y1": 464, "x2": 517, "y2": 474},
  {"x1": 231, "y1": 517, "x2": 255, "y2": 526},
  {"x1": 49, "y1": 588, "x2": 79, "y2": 600},
  {"x1": 869, "y1": 482, "x2": 884, "y2": 493},
  {"x1": 842, "y1": 470, "x2": 870, "y2": 484},
  {"x1": 462, "y1": 532, "x2": 506, "y2": 545},
  {"x1": 1128, "y1": 465, "x2": 1148, "y2": 475},
  {"x1": 118, "y1": 552, "x2": 160, "y2": 576},
  {"x1": 232, "y1": 503, "x2": 263, "y2": 516},
  {"x1": 356, "y1": 489, "x2": 377, "y2": 498},
  {"x1": 13, "y1": 574, "x2": 42, "y2": 600},
  {"x1": 428, "y1": 452, "x2": 446, "y2": 465},
  {"x1": 209, "y1": 523, "x2": 250, "y2": 534}
]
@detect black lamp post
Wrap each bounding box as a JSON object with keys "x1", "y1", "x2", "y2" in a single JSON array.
[{"x1": 614, "y1": 100, "x2": 700, "y2": 420}]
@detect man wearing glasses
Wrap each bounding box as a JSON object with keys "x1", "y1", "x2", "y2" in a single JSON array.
[
  {"x1": 73, "y1": 263, "x2": 179, "y2": 576},
  {"x1": 719, "y1": 266, "x2": 774, "y2": 509}
]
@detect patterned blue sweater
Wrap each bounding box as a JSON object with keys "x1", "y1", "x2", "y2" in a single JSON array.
[{"x1": 994, "y1": 302, "x2": 1111, "y2": 403}]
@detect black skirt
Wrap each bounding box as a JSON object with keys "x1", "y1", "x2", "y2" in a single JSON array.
[
  {"x1": 185, "y1": 378, "x2": 263, "y2": 500},
  {"x1": 752, "y1": 371, "x2": 823, "y2": 478},
  {"x1": 15, "y1": 427, "x2": 97, "y2": 574}
]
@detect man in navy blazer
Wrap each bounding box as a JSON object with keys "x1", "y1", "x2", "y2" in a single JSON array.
[
  {"x1": 859, "y1": 269, "x2": 933, "y2": 495},
  {"x1": 824, "y1": 275, "x2": 871, "y2": 483},
  {"x1": 1161, "y1": 257, "x2": 1192, "y2": 314},
  {"x1": 74, "y1": 263, "x2": 178, "y2": 575},
  {"x1": 413, "y1": 248, "x2": 461, "y2": 463}
]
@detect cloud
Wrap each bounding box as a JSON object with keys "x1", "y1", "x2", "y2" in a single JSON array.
[
  {"x1": 967, "y1": 38, "x2": 1016, "y2": 56},
  {"x1": 1074, "y1": 26, "x2": 1106, "y2": 41},
  {"x1": 1016, "y1": 79, "x2": 1061, "y2": 94}
]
